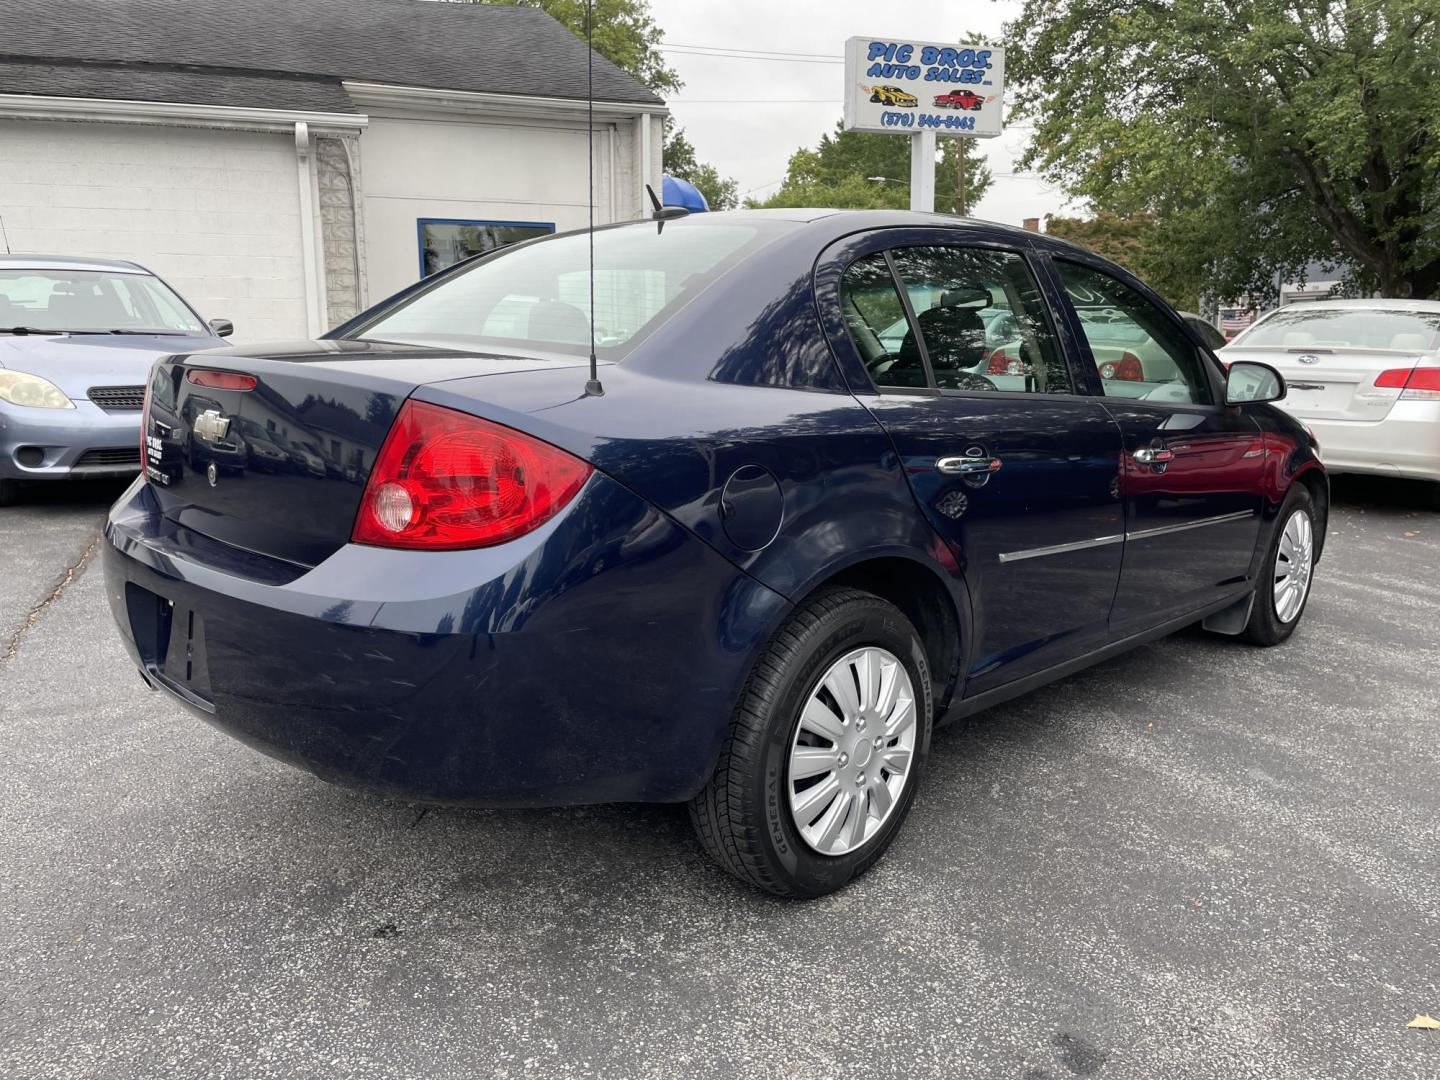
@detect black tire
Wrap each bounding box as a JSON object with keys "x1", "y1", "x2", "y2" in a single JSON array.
[
  {"x1": 689, "y1": 587, "x2": 932, "y2": 898},
  {"x1": 1241, "y1": 484, "x2": 1317, "y2": 646},
  {"x1": 0, "y1": 479, "x2": 19, "y2": 507}
]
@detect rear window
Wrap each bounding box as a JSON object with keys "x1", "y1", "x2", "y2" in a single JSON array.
[
  {"x1": 352, "y1": 222, "x2": 766, "y2": 356},
  {"x1": 1238, "y1": 308, "x2": 1440, "y2": 351}
]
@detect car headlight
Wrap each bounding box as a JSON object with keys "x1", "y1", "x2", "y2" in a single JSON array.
[{"x1": 0, "y1": 370, "x2": 75, "y2": 409}]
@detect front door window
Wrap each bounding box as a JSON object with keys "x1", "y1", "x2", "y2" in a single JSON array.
[{"x1": 1054, "y1": 260, "x2": 1214, "y2": 404}]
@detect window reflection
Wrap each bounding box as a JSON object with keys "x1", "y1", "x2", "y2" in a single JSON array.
[
  {"x1": 839, "y1": 246, "x2": 1071, "y2": 394},
  {"x1": 1056, "y1": 261, "x2": 1213, "y2": 406}
]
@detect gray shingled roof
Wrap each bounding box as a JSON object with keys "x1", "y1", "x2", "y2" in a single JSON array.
[
  {"x1": 0, "y1": 0, "x2": 663, "y2": 111},
  {"x1": 0, "y1": 60, "x2": 359, "y2": 113}
]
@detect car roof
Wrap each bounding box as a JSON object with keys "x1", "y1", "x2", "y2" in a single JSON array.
[
  {"x1": 1256, "y1": 297, "x2": 1440, "y2": 314},
  {"x1": 659, "y1": 208, "x2": 1047, "y2": 246},
  {"x1": 0, "y1": 254, "x2": 152, "y2": 273}
]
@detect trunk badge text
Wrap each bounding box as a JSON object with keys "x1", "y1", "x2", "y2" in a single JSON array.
[{"x1": 194, "y1": 409, "x2": 231, "y2": 441}]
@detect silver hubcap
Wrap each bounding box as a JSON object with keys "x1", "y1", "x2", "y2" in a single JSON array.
[
  {"x1": 787, "y1": 646, "x2": 918, "y2": 857},
  {"x1": 1273, "y1": 509, "x2": 1314, "y2": 623}
]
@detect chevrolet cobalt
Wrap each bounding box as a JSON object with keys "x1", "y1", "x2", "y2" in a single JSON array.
[{"x1": 103, "y1": 211, "x2": 1325, "y2": 897}]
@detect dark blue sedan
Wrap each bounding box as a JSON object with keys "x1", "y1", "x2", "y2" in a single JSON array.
[{"x1": 103, "y1": 211, "x2": 1326, "y2": 897}]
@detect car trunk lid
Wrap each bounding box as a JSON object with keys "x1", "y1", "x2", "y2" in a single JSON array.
[
  {"x1": 142, "y1": 339, "x2": 588, "y2": 567},
  {"x1": 1221, "y1": 346, "x2": 1427, "y2": 422}
]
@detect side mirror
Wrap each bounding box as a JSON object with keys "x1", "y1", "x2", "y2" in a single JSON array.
[
  {"x1": 208, "y1": 318, "x2": 234, "y2": 338},
  {"x1": 1225, "y1": 360, "x2": 1285, "y2": 405}
]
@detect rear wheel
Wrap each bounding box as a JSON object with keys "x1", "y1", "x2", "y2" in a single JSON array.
[
  {"x1": 1241, "y1": 485, "x2": 1317, "y2": 646},
  {"x1": 689, "y1": 587, "x2": 932, "y2": 898}
]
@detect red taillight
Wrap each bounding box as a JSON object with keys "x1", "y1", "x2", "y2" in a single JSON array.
[
  {"x1": 985, "y1": 348, "x2": 1025, "y2": 376},
  {"x1": 1098, "y1": 352, "x2": 1144, "y2": 381},
  {"x1": 1376, "y1": 367, "x2": 1440, "y2": 399},
  {"x1": 187, "y1": 369, "x2": 256, "y2": 391},
  {"x1": 1405, "y1": 369, "x2": 1440, "y2": 395},
  {"x1": 351, "y1": 400, "x2": 592, "y2": 550}
]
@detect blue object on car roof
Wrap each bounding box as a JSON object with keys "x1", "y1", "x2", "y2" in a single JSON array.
[{"x1": 661, "y1": 174, "x2": 708, "y2": 212}]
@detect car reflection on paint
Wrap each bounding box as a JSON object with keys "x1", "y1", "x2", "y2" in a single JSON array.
[
  {"x1": 234, "y1": 418, "x2": 290, "y2": 475},
  {"x1": 287, "y1": 439, "x2": 327, "y2": 478}
]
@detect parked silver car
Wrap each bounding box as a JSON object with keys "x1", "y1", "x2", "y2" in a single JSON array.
[
  {"x1": 1220, "y1": 299, "x2": 1440, "y2": 503},
  {"x1": 0, "y1": 255, "x2": 231, "y2": 505}
]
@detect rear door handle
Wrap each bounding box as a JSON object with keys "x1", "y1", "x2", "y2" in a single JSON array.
[
  {"x1": 1132, "y1": 447, "x2": 1175, "y2": 465},
  {"x1": 936, "y1": 455, "x2": 1003, "y2": 475}
]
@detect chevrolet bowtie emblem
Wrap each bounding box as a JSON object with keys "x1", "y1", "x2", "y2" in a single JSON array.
[{"x1": 194, "y1": 409, "x2": 230, "y2": 441}]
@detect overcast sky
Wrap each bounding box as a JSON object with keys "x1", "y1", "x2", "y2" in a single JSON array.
[{"x1": 647, "y1": 0, "x2": 1078, "y2": 226}]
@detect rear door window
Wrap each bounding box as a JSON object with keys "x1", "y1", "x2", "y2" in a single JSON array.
[
  {"x1": 838, "y1": 245, "x2": 1071, "y2": 394},
  {"x1": 838, "y1": 254, "x2": 925, "y2": 389}
]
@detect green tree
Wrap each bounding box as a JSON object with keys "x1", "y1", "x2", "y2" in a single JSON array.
[
  {"x1": 748, "y1": 121, "x2": 993, "y2": 214},
  {"x1": 1043, "y1": 211, "x2": 1204, "y2": 310},
  {"x1": 663, "y1": 127, "x2": 740, "y2": 210},
  {"x1": 1005, "y1": 0, "x2": 1440, "y2": 301},
  {"x1": 460, "y1": 0, "x2": 680, "y2": 95}
]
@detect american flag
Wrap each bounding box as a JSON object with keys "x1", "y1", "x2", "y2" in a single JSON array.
[{"x1": 1219, "y1": 308, "x2": 1255, "y2": 338}]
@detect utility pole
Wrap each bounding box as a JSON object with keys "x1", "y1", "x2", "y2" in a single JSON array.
[{"x1": 957, "y1": 139, "x2": 967, "y2": 218}]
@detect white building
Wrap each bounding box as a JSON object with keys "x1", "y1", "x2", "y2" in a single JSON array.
[{"x1": 0, "y1": 0, "x2": 667, "y2": 341}]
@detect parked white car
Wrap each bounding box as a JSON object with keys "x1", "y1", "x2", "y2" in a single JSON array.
[{"x1": 1220, "y1": 299, "x2": 1440, "y2": 503}]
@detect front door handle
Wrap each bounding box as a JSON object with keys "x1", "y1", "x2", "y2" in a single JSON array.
[
  {"x1": 936, "y1": 455, "x2": 1003, "y2": 476},
  {"x1": 1132, "y1": 447, "x2": 1176, "y2": 465}
]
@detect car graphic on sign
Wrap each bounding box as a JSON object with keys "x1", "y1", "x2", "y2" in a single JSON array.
[
  {"x1": 868, "y1": 85, "x2": 918, "y2": 107},
  {"x1": 933, "y1": 89, "x2": 984, "y2": 110}
]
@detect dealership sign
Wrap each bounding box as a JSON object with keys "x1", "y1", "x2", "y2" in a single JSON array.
[{"x1": 843, "y1": 37, "x2": 1005, "y2": 138}]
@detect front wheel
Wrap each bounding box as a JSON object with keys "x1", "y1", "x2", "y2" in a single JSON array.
[
  {"x1": 689, "y1": 587, "x2": 932, "y2": 898},
  {"x1": 1241, "y1": 485, "x2": 1317, "y2": 645}
]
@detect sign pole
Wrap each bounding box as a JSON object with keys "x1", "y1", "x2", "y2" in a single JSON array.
[
  {"x1": 957, "y1": 138, "x2": 967, "y2": 217},
  {"x1": 909, "y1": 130, "x2": 936, "y2": 213}
]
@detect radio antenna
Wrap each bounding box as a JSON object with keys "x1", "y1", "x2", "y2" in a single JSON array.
[{"x1": 583, "y1": 0, "x2": 604, "y2": 397}]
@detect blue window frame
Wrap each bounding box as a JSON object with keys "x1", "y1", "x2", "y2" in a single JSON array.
[{"x1": 417, "y1": 218, "x2": 555, "y2": 278}]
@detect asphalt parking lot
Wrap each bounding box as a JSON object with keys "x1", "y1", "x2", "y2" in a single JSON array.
[{"x1": 2, "y1": 476, "x2": 1437, "y2": 1080}]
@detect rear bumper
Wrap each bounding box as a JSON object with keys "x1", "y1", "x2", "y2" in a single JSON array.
[
  {"x1": 1299, "y1": 402, "x2": 1440, "y2": 481},
  {"x1": 102, "y1": 475, "x2": 790, "y2": 807},
  {"x1": 0, "y1": 399, "x2": 141, "y2": 480}
]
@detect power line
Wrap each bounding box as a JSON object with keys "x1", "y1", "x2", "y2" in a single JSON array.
[
  {"x1": 662, "y1": 48, "x2": 846, "y2": 65},
  {"x1": 661, "y1": 41, "x2": 845, "y2": 61}
]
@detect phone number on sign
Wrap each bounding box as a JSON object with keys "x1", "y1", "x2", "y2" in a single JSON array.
[{"x1": 881, "y1": 112, "x2": 978, "y2": 130}]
